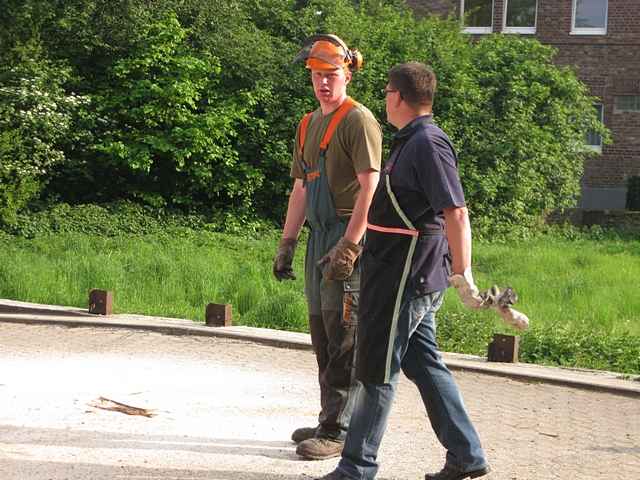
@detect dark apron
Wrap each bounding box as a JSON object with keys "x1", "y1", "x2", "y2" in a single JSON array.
[
  {"x1": 356, "y1": 119, "x2": 440, "y2": 384},
  {"x1": 356, "y1": 171, "x2": 418, "y2": 384}
]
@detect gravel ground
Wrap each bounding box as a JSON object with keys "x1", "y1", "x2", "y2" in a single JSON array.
[{"x1": 1, "y1": 322, "x2": 639, "y2": 480}]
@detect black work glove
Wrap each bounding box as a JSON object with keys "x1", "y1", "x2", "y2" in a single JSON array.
[{"x1": 273, "y1": 238, "x2": 297, "y2": 281}]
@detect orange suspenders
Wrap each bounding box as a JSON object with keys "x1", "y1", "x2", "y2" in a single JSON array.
[
  {"x1": 298, "y1": 98, "x2": 357, "y2": 183},
  {"x1": 298, "y1": 112, "x2": 314, "y2": 158}
]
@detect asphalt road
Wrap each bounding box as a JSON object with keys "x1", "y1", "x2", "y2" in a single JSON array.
[{"x1": 1, "y1": 322, "x2": 639, "y2": 480}]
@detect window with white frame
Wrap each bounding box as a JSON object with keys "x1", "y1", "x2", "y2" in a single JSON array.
[
  {"x1": 572, "y1": 0, "x2": 608, "y2": 35},
  {"x1": 503, "y1": 0, "x2": 537, "y2": 34},
  {"x1": 614, "y1": 96, "x2": 640, "y2": 113},
  {"x1": 461, "y1": 0, "x2": 493, "y2": 34},
  {"x1": 585, "y1": 103, "x2": 604, "y2": 151}
]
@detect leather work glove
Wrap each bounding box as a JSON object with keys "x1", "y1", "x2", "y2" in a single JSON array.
[
  {"x1": 317, "y1": 237, "x2": 362, "y2": 281},
  {"x1": 273, "y1": 237, "x2": 297, "y2": 281},
  {"x1": 449, "y1": 271, "x2": 530, "y2": 331},
  {"x1": 480, "y1": 285, "x2": 530, "y2": 331},
  {"x1": 448, "y1": 268, "x2": 484, "y2": 309}
]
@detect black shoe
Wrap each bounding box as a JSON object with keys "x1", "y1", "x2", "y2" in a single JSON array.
[
  {"x1": 291, "y1": 426, "x2": 318, "y2": 443},
  {"x1": 425, "y1": 464, "x2": 491, "y2": 480}
]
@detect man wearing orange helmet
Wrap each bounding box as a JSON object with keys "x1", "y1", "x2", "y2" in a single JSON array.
[{"x1": 273, "y1": 34, "x2": 382, "y2": 460}]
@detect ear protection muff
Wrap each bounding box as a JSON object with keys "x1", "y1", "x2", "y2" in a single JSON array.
[
  {"x1": 294, "y1": 34, "x2": 364, "y2": 72},
  {"x1": 349, "y1": 48, "x2": 364, "y2": 72}
]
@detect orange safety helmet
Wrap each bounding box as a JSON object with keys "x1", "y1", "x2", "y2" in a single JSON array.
[{"x1": 294, "y1": 34, "x2": 363, "y2": 72}]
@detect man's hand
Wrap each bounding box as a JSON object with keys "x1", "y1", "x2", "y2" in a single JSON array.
[
  {"x1": 448, "y1": 268, "x2": 483, "y2": 309},
  {"x1": 273, "y1": 238, "x2": 297, "y2": 281},
  {"x1": 317, "y1": 237, "x2": 362, "y2": 281}
]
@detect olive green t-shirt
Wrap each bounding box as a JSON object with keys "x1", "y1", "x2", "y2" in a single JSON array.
[{"x1": 291, "y1": 102, "x2": 383, "y2": 217}]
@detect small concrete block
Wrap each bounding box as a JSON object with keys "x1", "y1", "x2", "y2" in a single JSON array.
[
  {"x1": 488, "y1": 334, "x2": 519, "y2": 363},
  {"x1": 89, "y1": 289, "x2": 113, "y2": 316},
  {"x1": 205, "y1": 303, "x2": 232, "y2": 327}
]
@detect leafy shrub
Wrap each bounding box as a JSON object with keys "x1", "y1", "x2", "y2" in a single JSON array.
[
  {"x1": 436, "y1": 308, "x2": 640, "y2": 375},
  {"x1": 520, "y1": 325, "x2": 640, "y2": 375},
  {"x1": 0, "y1": 0, "x2": 607, "y2": 232},
  {"x1": 3, "y1": 201, "x2": 275, "y2": 239},
  {"x1": 437, "y1": 310, "x2": 496, "y2": 356},
  {"x1": 458, "y1": 35, "x2": 608, "y2": 235},
  {"x1": 0, "y1": 41, "x2": 88, "y2": 224},
  {"x1": 92, "y1": 13, "x2": 262, "y2": 212}
]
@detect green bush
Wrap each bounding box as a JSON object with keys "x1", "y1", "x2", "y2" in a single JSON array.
[
  {"x1": 0, "y1": 0, "x2": 607, "y2": 231},
  {"x1": 436, "y1": 309, "x2": 640, "y2": 375},
  {"x1": 520, "y1": 325, "x2": 640, "y2": 374},
  {"x1": 0, "y1": 41, "x2": 88, "y2": 224},
  {"x1": 93, "y1": 14, "x2": 262, "y2": 212},
  {"x1": 460, "y1": 36, "x2": 608, "y2": 234},
  {"x1": 2, "y1": 201, "x2": 275, "y2": 239}
]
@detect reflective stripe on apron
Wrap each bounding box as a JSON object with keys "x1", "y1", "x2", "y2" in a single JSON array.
[{"x1": 298, "y1": 98, "x2": 357, "y2": 315}]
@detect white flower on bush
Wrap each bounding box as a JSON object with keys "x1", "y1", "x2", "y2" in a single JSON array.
[{"x1": 0, "y1": 60, "x2": 90, "y2": 179}]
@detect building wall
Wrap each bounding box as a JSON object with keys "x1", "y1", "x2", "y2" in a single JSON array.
[
  {"x1": 405, "y1": 0, "x2": 458, "y2": 18},
  {"x1": 410, "y1": 0, "x2": 640, "y2": 209}
]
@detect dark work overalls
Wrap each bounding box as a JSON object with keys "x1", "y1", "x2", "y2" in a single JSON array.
[{"x1": 297, "y1": 98, "x2": 360, "y2": 440}]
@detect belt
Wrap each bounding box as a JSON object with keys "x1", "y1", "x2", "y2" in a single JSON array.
[{"x1": 367, "y1": 223, "x2": 444, "y2": 237}]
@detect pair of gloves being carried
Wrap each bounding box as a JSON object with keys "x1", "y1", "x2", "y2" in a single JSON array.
[
  {"x1": 449, "y1": 268, "x2": 529, "y2": 331},
  {"x1": 273, "y1": 237, "x2": 362, "y2": 282}
]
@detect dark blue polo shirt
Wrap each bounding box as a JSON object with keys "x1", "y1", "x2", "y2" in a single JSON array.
[{"x1": 385, "y1": 115, "x2": 466, "y2": 295}]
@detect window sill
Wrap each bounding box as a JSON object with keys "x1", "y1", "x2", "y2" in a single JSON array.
[
  {"x1": 502, "y1": 27, "x2": 536, "y2": 35},
  {"x1": 584, "y1": 144, "x2": 603, "y2": 154},
  {"x1": 463, "y1": 27, "x2": 493, "y2": 34},
  {"x1": 570, "y1": 28, "x2": 607, "y2": 36}
]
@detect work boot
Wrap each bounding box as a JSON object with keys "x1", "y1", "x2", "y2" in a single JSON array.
[
  {"x1": 291, "y1": 426, "x2": 318, "y2": 443},
  {"x1": 315, "y1": 470, "x2": 352, "y2": 479},
  {"x1": 425, "y1": 464, "x2": 491, "y2": 480},
  {"x1": 296, "y1": 437, "x2": 344, "y2": 460}
]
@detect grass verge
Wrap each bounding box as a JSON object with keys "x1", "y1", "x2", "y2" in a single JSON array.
[{"x1": 0, "y1": 228, "x2": 638, "y2": 374}]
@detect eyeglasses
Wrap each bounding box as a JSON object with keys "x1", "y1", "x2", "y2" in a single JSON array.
[{"x1": 381, "y1": 87, "x2": 403, "y2": 100}]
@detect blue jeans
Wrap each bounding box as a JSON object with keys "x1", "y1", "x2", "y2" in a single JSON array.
[{"x1": 336, "y1": 291, "x2": 488, "y2": 479}]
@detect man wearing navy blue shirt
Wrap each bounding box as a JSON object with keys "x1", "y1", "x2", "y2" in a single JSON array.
[{"x1": 317, "y1": 62, "x2": 490, "y2": 480}]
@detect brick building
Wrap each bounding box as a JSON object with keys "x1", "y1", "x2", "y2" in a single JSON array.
[{"x1": 407, "y1": 0, "x2": 640, "y2": 210}]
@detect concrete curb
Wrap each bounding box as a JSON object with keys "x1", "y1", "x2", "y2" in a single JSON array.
[{"x1": 2, "y1": 298, "x2": 639, "y2": 398}]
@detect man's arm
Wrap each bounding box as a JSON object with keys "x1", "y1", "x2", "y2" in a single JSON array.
[
  {"x1": 444, "y1": 205, "x2": 484, "y2": 308},
  {"x1": 443, "y1": 206, "x2": 472, "y2": 275},
  {"x1": 282, "y1": 179, "x2": 307, "y2": 239},
  {"x1": 444, "y1": 205, "x2": 530, "y2": 329},
  {"x1": 273, "y1": 179, "x2": 306, "y2": 281},
  {"x1": 344, "y1": 169, "x2": 379, "y2": 243}
]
